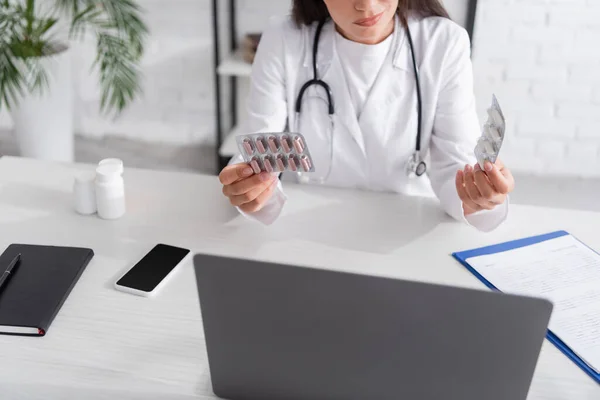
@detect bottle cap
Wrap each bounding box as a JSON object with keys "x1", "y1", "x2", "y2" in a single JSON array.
[
  {"x1": 98, "y1": 158, "x2": 124, "y2": 175},
  {"x1": 73, "y1": 171, "x2": 97, "y2": 215},
  {"x1": 96, "y1": 163, "x2": 122, "y2": 183}
]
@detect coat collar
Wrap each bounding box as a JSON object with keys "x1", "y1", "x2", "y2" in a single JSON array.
[{"x1": 301, "y1": 13, "x2": 413, "y2": 75}]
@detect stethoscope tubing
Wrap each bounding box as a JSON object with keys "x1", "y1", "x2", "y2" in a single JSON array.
[{"x1": 294, "y1": 16, "x2": 425, "y2": 178}]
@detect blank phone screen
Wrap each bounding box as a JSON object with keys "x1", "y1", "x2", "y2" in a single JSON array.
[{"x1": 117, "y1": 244, "x2": 191, "y2": 292}]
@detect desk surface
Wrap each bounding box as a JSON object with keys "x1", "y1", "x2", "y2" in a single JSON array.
[{"x1": 0, "y1": 156, "x2": 597, "y2": 399}]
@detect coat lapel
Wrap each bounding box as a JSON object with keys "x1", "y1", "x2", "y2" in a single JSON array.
[
  {"x1": 299, "y1": 16, "x2": 416, "y2": 158},
  {"x1": 358, "y1": 15, "x2": 413, "y2": 143},
  {"x1": 302, "y1": 20, "x2": 366, "y2": 157}
]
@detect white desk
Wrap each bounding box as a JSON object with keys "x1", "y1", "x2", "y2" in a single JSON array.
[{"x1": 0, "y1": 156, "x2": 597, "y2": 399}]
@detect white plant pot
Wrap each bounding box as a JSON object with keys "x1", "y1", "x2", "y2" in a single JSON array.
[{"x1": 11, "y1": 45, "x2": 74, "y2": 162}]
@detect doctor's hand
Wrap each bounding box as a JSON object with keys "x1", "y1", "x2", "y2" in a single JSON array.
[
  {"x1": 219, "y1": 163, "x2": 279, "y2": 213},
  {"x1": 455, "y1": 158, "x2": 515, "y2": 216}
]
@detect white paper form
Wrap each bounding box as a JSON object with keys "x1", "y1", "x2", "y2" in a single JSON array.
[{"x1": 466, "y1": 234, "x2": 600, "y2": 374}]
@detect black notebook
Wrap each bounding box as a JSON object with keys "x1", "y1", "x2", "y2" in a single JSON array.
[{"x1": 0, "y1": 244, "x2": 94, "y2": 336}]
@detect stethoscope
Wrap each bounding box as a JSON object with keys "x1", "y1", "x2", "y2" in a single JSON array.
[{"x1": 294, "y1": 17, "x2": 427, "y2": 183}]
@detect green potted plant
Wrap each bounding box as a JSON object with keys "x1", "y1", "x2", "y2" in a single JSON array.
[{"x1": 0, "y1": 0, "x2": 148, "y2": 161}]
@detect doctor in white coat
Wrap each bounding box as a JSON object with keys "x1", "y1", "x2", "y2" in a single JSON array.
[{"x1": 219, "y1": 0, "x2": 515, "y2": 232}]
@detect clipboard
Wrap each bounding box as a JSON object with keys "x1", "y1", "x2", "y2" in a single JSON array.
[{"x1": 452, "y1": 230, "x2": 600, "y2": 384}]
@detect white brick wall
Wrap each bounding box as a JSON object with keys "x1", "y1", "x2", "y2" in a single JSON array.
[{"x1": 472, "y1": 0, "x2": 600, "y2": 177}]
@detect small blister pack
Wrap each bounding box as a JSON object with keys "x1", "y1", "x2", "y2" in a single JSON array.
[
  {"x1": 474, "y1": 94, "x2": 506, "y2": 170},
  {"x1": 236, "y1": 132, "x2": 315, "y2": 174}
]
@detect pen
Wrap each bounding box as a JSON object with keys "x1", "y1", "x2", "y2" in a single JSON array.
[{"x1": 0, "y1": 253, "x2": 21, "y2": 293}]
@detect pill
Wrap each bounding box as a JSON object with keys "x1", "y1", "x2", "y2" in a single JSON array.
[
  {"x1": 300, "y1": 155, "x2": 312, "y2": 172},
  {"x1": 487, "y1": 108, "x2": 504, "y2": 126},
  {"x1": 242, "y1": 138, "x2": 254, "y2": 156},
  {"x1": 281, "y1": 135, "x2": 292, "y2": 152},
  {"x1": 489, "y1": 126, "x2": 501, "y2": 141},
  {"x1": 255, "y1": 137, "x2": 267, "y2": 153},
  {"x1": 483, "y1": 124, "x2": 495, "y2": 140},
  {"x1": 491, "y1": 109, "x2": 504, "y2": 126},
  {"x1": 293, "y1": 136, "x2": 305, "y2": 153},
  {"x1": 250, "y1": 157, "x2": 262, "y2": 174},
  {"x1": 268, "y1": 136, "x2": 279, "y2": 152},
  {"x1": 275, "y1": 154, "x2": 286, "y2": 171},
  {"x1": 263, "y1": 156, "x2": 274, "y2": 173},
  {"x1": 483, "y1": 140, "x2": 495, "y2": 154},
  {"x1": 288, "y1": 155, "x2": 298, "y2": 171}
]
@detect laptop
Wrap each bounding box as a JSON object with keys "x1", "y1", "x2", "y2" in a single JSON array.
[{"x1": 193, "y1": 253, "x2": 553, "y2": 400}]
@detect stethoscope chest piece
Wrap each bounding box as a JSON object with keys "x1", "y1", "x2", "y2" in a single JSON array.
[
  {"x1": 416, "y1": 160, "x2": 427, "y2": 177},
  {"x1": 406, "y1": 152, "x2": 427, "y2": 178}
]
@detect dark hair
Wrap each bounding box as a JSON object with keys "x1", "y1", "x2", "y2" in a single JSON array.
[{"x1": 291, "y1": 0, "x2": 450, "y2": 27}]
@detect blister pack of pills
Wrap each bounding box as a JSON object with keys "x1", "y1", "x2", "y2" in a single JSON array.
[
  {"x1": 236, "y1": 132, "x2": 315, "y2": 174},
  {"x1": 474, "y1": 94, "x2": 506, "y2": 170}
]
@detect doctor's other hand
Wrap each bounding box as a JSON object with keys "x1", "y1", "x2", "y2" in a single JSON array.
[
  {"x1": 455, "y1": 158, "x2": 515, "y2": 216},
  {"x1": 219, "y1": 163, "x2": 278, "y2": 213}
]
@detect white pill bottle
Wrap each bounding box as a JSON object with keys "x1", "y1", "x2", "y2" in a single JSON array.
[{"x1": 95, "y1": 161, "x2": 126, "y2": 220}]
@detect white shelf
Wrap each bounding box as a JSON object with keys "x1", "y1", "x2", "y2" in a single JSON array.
[
  {"x1": 219, "y1": 124, "x2": 242, "y2": 157},
  {"x1": 217, "y1": 50, "x2": 253, "y2": 77}
]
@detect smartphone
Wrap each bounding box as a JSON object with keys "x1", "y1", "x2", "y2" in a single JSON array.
[{"x1": 114, "y1": 244, "x2": 192, "y2": 297}]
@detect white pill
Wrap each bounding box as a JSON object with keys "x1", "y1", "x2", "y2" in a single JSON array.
[
  {"x1": 493, "y1": 127, "x2": 502, "y2": 140},
  {"x1": 483, "y1": 124, "x2": 492, "y2": 137},
  {"x1": 483, "y1": 140, "x2": 495, "y2": 154},
  {"x1": 487, "y1": 108, "x2": 504, "y2": 127},
  {"x1": 485, "y1": 124, "x2": 501, "y2": 141},
  {"x1": 493, "y1": 108, "x2": 504, "y2": 122}
]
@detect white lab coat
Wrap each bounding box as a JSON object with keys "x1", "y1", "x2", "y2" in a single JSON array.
[{"x1": 229, "y1": 12, "x2": 508, "y2": 232}]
